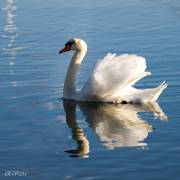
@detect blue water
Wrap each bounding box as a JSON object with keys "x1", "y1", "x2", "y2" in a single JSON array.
[{"x1": 0, "y1": 0, "x2": 180, "y2": 179}]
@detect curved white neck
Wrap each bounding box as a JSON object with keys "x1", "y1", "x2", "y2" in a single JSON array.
[{"x1": 63, "y1": 49, "x2": 86, "y2": 99}]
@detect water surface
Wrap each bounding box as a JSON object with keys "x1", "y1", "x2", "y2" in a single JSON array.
[{"x1": 0, "y1": 0, "x2": 180, "y2": 179}]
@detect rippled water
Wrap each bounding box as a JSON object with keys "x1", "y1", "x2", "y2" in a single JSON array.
[{"x1": 0, "y1": 0, "x2": 180, "y2": 179}]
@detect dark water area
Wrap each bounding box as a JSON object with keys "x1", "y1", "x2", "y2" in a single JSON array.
[{"x1": 0, "y1": 0, "x2": 180, "y2": 179}]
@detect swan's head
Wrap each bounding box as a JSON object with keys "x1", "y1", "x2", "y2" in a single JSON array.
[{"x1": 59, "y1": 38, "x2": 87, "y2": 54}]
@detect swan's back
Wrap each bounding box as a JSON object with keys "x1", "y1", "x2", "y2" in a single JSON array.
[{"x1": 79, "y1": 53, "x2": 165, "y2": 103}]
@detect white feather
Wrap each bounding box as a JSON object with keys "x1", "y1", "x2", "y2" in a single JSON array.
[
  {"x1": 78, "y1": 53, "x2": 166, "y2": 102},
  {"x1": 62, "y1": 38, "x2": 167, "y2": 103}
]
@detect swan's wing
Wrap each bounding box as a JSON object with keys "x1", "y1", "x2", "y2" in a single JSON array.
[{"x1": 80, "y1": 53, "x2": 151, "y2": 101}]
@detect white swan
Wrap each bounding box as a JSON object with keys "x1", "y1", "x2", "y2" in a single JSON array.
[{"x1": 59, "y1": 38, "x2": 167, "y2": 103}]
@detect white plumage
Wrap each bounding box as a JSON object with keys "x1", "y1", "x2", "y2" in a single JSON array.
[{"x1": 59, "y1": 38, "x2": 167, "y2": 103}]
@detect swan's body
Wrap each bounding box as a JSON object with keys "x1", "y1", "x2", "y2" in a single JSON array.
[{"x1": 59, "y1": 38, "x2": 167, "y2": 103}]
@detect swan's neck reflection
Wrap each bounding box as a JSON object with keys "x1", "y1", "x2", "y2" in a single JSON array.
[
  {"x1": 63, "y1": 100, "x2": 167, "y2": 155},
  {"x1": 63, "y1": 100, "x2": 89, "y2": 157}
]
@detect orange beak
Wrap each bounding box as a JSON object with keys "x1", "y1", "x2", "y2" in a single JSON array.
[{"x1": 59, "y1": 45, "x2": 71, "y2": 54}]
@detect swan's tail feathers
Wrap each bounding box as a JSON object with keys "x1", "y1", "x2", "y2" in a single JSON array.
[{"x1": 151, "y1": 81, "x2": 168, "y2": 102}]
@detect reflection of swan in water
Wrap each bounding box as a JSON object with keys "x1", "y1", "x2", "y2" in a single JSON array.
[
  {"x1": 63, "y1": 100, "x2": 167, "y2": 155},
  {"x1": 63, "y1": 100, "x2": 89, "y2": 157},
  {"x1": 79, "y1": 102, "x2": 167, "y2": 149}
]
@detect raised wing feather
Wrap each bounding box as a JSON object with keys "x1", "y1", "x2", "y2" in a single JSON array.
[{"x1": 79, "y1": 53, "x2": 151, "y2": 101}]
